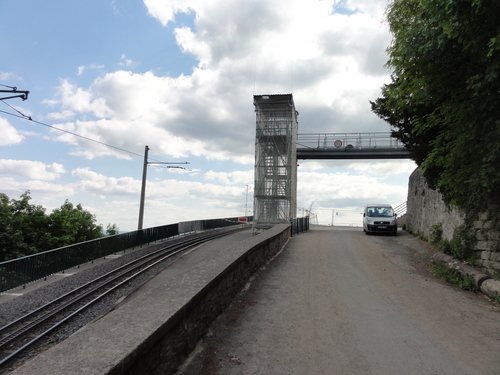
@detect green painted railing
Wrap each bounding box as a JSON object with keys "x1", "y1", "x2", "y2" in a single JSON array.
[{"x1": 0, "y1": 216, "x2": 252, "y2": 293}]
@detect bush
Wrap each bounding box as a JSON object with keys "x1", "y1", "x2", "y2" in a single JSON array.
[
  {"x1": 431, "y1": 224, "x2": 476, "y2": 262},
  {"x1": 430, "y1": 223, "x2": 443, "y2": 244},
  {"x1": 449, "y1": 225, "x2": 476, "y2": 261}
]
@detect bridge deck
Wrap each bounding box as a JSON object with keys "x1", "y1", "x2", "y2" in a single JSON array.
[
  {"x1": 296, "y1": 132, "x2": 410, "y2": 159},
  {"x1": 297, "y1": 148, "x2": 411, "y2": 159}
]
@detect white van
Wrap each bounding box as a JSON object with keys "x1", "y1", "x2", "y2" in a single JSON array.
[{"x1": 363, "y1": 204, "x2": 397, "y2": 235}]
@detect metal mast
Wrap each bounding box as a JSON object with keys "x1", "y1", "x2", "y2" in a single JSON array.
[
  {"x1": 137, "y1": 146, "x2": 189, "y2": 230},
  {"x1": 253, "y1": 94, "x2": 298, "y2": 231}
]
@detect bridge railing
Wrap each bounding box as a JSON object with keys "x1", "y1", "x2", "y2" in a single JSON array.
[
  {"x1": 394, "y1": 202, "x2": 407, "y2": 217},
  {"x1": 297, "y1": 132, "x2": 405, "y2": 150},
  {"x1": 0, "y1": 216, "x2": 253, "y2": 294}
]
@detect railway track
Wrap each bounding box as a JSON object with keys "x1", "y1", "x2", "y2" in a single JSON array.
[{"x1": 0, "y1": 227, "x2": 242, "y2": 369}]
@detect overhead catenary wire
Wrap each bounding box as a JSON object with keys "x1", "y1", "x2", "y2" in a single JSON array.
[
  {"x1": 0, "y1": 104, "x2": 185, "y2": 164},
  {"x1": 147, "y1": 147, "x2": 190, "y2": 165}
]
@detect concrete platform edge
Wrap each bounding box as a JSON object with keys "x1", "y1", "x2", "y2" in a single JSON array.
[
  {"x1": 11, "y1": 224, "x2": 292, "y2": 375},
  {"x1": 119, "y1": 224, "x2": 291, "y2": 375}
]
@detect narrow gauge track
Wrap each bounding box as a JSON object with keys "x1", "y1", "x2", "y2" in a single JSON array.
[{"x1": 0, "y1": 227, "x2": 242, "y2": 369}]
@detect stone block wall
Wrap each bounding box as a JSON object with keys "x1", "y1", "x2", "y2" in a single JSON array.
[
  {"x1": 407, "y1": 168, "x2": 500, "y2": 275},
  {"x1": 406, "y1": 168, "x2": 464, "y2": 241},
  {"x1": 474, "y1": 212, "x2": 500, "y2": 273}
]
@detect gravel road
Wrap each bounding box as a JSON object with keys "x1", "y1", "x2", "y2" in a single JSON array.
[{"x1": 177, "y1": 226, "x2": 500, "y2": 375}]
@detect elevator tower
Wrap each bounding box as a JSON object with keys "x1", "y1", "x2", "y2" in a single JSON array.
[{"x1": 253, "y1": 94, "x2": 298, "y2": 231}]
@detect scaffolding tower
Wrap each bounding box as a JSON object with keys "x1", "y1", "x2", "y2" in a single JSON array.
[{"x1": 253, "y1": 94, "x2": 298, "y2": 231}]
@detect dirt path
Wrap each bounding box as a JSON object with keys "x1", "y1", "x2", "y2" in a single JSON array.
[{"x1": 177, "y1": 226, "x2": 500, "y2": 375}]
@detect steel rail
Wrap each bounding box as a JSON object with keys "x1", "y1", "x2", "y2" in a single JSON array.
[{"x1": 0, "y1": 228, "x2": 241, "y2": 367}]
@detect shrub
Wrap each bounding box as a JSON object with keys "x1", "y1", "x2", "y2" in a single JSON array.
[{"x1": 430, "y1": 223, "x2": 443, "y2": 244}]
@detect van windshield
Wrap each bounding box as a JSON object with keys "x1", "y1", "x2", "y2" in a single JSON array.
[{"x1": 367, "y1": 207, "x2": 394, "y2": 217}]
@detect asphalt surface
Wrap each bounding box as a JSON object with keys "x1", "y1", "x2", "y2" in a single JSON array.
[{"x1": 177, "y1": 226, "x2": 500, "y2": 375}]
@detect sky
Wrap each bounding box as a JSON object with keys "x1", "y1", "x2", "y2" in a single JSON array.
[{"x1": 0, "y1": 0, "x2": 416, "y2": 231}]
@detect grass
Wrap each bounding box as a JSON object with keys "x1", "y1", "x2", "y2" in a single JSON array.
[{"x1": 432, "y1": 263, "x2": 479, "y2": 292}]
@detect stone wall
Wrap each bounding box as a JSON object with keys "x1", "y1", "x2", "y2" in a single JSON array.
[
  {"x1": 406, "y1": 168, "x2": 464, "y2": 241},
  {"x1": 407, "y1": 168, "x2": 500, "y2": 275},
  {"x1": 474, "y1": 212, "x2": 500, "y2": 273}
]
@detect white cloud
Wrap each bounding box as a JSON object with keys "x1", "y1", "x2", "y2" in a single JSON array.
[
  {"x1": 0, "y1": 177, "x2": 74, "y2": 198},
  {"x1": 347, "y1": 160, "x2": 417, "y2": 175},
  {"x1": 77, "y1": 64, "x2": 105, "y2": 76},
  {"x1": 41, "y1": 0, "x2": 393, "y2": 164},
  {"x1": 0, "y1": 71, "x2": 21, "y2": 81},
  {"x1": 0, "y1": 159, "x2": 66, "y2": 180},
  {"x1": 0, "y1": 117, "x2": 24, "y2": 145},
  {"x1": 297, "y1": 169, "x2": 408, "y2": 210},
  {"x1": 46, "y1": 110, "x2": 75, "y2": 120},
  {"x1": 143, "y1": 0, "x2": 194, "y2": 26},
  {"x1": 5, "y1": 0, "x2": 408, "y2": 230},
  {"x1": 71, "y1": 167, "x2": 248, "y2": 202},
  {"x1": 72, "y1": 168, "x2": 139, "y2": 195},
  {"x1": 203, "y1": 170, "x2": 253, "y2": 185},
  {"x1": 119, "y1": 54, "x2": 138, "y2": 68}
]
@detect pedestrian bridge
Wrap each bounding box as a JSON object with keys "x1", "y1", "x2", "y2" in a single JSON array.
[{"x1": 296, "y1": 132, "x2": 411, "y2": 160}]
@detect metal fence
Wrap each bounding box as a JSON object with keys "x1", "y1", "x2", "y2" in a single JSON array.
[
  {"x1": 291, "y1": 216, "x2": 310, "y2": 236},
  {"x1": 297, "y1": 132, "x2": 406, "y2": 150},
  {"x1": 394, "y1": 202, "x2": 407, "y2": 217},
  {"x1": 0, "y1": 216, "x2": 252, "y2": 293}
]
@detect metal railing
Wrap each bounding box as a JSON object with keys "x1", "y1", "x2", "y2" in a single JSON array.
[
  {"x1": 291, "y1": 216, "x2": 310, "y2": 236},
  {"x1": 297, "y1": 132, "x2": 406, "y2": 150},
  {"x1": 0, "y1": 216, "x2": 253, "y2": 293},
  {"x1": 394, "y1": 202, "x2": 407, "y2": 217}
]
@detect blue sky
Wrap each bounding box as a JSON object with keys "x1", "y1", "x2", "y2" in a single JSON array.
[{"x1": 0, "y1": 0, "x2": 415, "y2": 231}]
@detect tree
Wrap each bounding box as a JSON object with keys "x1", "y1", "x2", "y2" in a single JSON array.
[
  {"x1": 105, "y1": 223, "x2": 120, "y2": 236},
  {"x1": 0, "y1": 192, "x2": 115, "y2": 262},
  {"x1": 372, "y1": 0, "x2": 500, "y2": 217},
  {"x1": 0, "y1": 191, "x2": 51, "y2": 261},
  {"x1": 48, "y1": 200, "x2": 104, "y2": 247}
]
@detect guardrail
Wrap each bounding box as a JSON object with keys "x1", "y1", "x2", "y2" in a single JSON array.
[
  {"x1": 394, "y1": 202, "x2": 407, "y2": 216},
  {"x1": 0, "y1": 216, "x2": 253, "y2": 293},
  {"x1": 297, "y1": 132, "x2": 406, "y2": 150},
  {"x1": 291, "y1": 216, "x2": 310, "y2": 236}
]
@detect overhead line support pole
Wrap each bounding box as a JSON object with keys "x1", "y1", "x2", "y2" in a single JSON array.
[{"x1": 138, "y1": 145, "x2": 149, "y2": 230}]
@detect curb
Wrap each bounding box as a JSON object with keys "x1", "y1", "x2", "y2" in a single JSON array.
[{"x1": 431, "y1": 252, "x2": 500, "y2": 299}]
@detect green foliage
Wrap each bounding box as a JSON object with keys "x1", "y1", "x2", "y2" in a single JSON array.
[
  {"x1": 449, "y1": 225, "x2": 476, "y2": 260},
  {"x1": 431, "y1": 224, "x2": 476, "y2": 261},
  {"x1": 372, "y1": 0, "x2": 500, "y2": 219},
  {"x1": 493, "y1": 269, "x2": 500, "y2": 282},
  {"x1": 48, "y1": 200, "x2": 104, "y2": 248},
  {"x1": 493, "y1": 293, "x2": 500, "y2": 304},
  {"x1": 0, "y1": 191, "x2": 117, "y2": 262},
  {"x1": 432, "y1": 263, "x2": 478, "y2": 292},
  {"x1": 106, "y1": 223, "x2": 120, "y2": 236},
  {"x1": 0, "y1": 191, "x2": 50, "y2": 261},
  {"x1": 430, "y1": 223, "x2": 443, "y2": 244}
]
